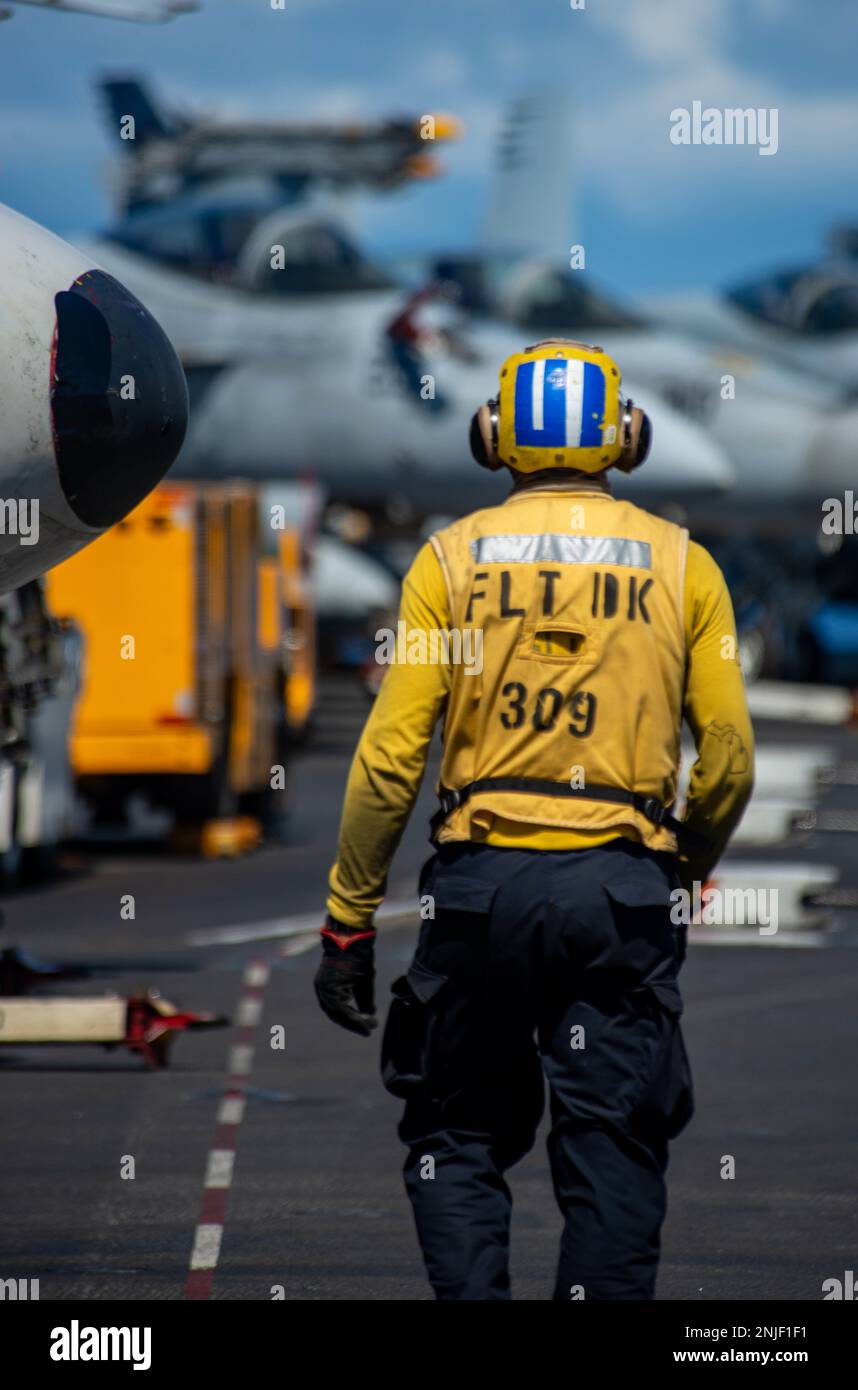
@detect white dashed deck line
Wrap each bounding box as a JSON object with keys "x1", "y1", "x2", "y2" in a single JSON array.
[
  {"x1": 227, "y1": 1044, "x2": 254, "y2": 1077},
  {"x1": 189, "y1": 1224, "x2": 223, "y2": 1271},
  {"x1": 204, "y1": 1150, "x2": 235, "y2": 1189},
  {"x1": 216, "y1": 1096, "x2": 246, "y2": 1126},
  {"x1": 236, "y1": 997, "x2": 263, "y2": 1027},
  {"x1": 244, "y1": 963, "x2": 270, "y2": 989},
  {"x1": 186, "y1": 959, "x2": 270, "y2": 1299}
]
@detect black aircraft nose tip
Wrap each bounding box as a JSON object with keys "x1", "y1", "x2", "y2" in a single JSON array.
[{"x1": 51, "y1": 269, "x2": 189, "y2": 530}]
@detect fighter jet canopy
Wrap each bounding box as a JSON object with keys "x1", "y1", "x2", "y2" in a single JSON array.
[
  {"x1": 104, "y1": 182, "x2": 281, "y2": 280},
  {"x1": 726, "y1": 268, "x2": 858, "y2": 337},
  {"x1": 425, "y1": 256, "x2": 645, "y2": 332}
]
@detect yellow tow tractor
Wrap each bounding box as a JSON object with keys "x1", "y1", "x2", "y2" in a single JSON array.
[
  {"x1": 46, "y1": 481, "x2": 293, "y2": 854},
  {"x1": 274, "y1": 524, "x2": 316, "y2": 745}
]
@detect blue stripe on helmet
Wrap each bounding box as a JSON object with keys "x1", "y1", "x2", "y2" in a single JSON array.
[
  {"x1": 514, "y1": 360, "x2": 566, "y2": 447},
  {"x1": 579, "y1": 361, "x2": 606, "y2": 447},
  {"x1": 513, "y1": 360, "x2": 535, "y2": 443},
  {"x1": 515, "y1": 358, "x2": 605, "y2": 449}
]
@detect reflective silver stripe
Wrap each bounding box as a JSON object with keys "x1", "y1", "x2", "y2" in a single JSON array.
[{"x1": 469, "y1": 534, "x2": 652, "y2": 569}]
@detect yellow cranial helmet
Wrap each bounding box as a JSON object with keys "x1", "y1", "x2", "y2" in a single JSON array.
[
  {"x1": 470, "y1": 339, "x2": 653, "y2": 476},
  {"x1": 500, "y1": 339, "x2": 623, "y2": 472}
]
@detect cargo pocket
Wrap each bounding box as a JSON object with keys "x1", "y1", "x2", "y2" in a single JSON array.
[
  {"x1": 382, "y1": 872, "x2": 498, "y2": 1099},
  {"x1": 599, "y1": 866, "x2": 693, "y2": 1140},
  {"x1": 381, "y1": 960, "x2": 448, "y2": 1099},
  {"x1": 603, "y1": 866, "x2": 674, "y2": 912},
  {"x1": 603, "y1": 868, "x2": 685, "y2": 970},
  {"x1": 634, "y1": 979, "x2": 695, "y2": 1141},
  {"x1": 430, "y1": 873, "x2": 498, "y2": 918}
]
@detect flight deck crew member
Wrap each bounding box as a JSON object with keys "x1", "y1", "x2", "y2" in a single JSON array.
[{"x1": 315, "y1": 339, "x2": 755, "y2": 1301}]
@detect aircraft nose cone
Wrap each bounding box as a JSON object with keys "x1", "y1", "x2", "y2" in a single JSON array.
[{"x1": 50, "y1": 269, "x2": 188, "y2": 529}]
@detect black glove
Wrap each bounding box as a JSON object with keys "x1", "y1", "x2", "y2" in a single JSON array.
[{"x1": 314, "y1": 917, "x2": 378, "y2": 1038}]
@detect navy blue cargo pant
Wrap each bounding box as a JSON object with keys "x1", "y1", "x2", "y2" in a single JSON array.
[{"x1": 381, "y1": 838, "x2": 694, "y2": 1300}]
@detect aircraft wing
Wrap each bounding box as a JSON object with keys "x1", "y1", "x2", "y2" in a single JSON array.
[{"x1": 3, "y1": 0, "x2": 197, "y2": 21}]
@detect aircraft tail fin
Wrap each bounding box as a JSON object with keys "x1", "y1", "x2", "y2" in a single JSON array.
[
  {"x1": 482, "y1": 90, "x2": 577, "y2": 264},
  {"x1": 98, "y1": 76, "x2": 179, "y2": 147}
]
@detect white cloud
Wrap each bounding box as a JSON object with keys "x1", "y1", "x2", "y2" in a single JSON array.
[
  {"x1": 575, "y1": 72, "x2": 858, "y2": 221},
  {"x1": 575, "y1": 0, "x2": 858, "y2": 220},
  {"x1": 590, "y1": 0, "x2": 790, "y2": 69},
  {"x1": 416, "y1": 47, "x2": 471, "y2": 88},
  {"x1": 590, "y1": 0, "x2": 728, "y2": 68}
]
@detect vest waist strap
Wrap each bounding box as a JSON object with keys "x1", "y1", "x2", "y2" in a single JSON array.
[{"x1": 432, "y1": 777, "x2": 709, "y2": 856}]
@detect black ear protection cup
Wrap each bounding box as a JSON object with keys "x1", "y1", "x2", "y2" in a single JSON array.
[
  {"x1": 635, "y1": 408, "x2": 652, "y2": 467},
  {"x1": 615, "y1": 398, "x2": 652, "y2": 473},
  {"x1": 468, "y1": 411, "x2": 488, "y2": 467},
  {"x1": 469, "y1": 398, "x2": 502, "y2": 470}
]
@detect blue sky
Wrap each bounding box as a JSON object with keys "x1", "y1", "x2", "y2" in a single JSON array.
[{"x1": 1, "y1": 0, "x2": 856, "y2": 293}]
